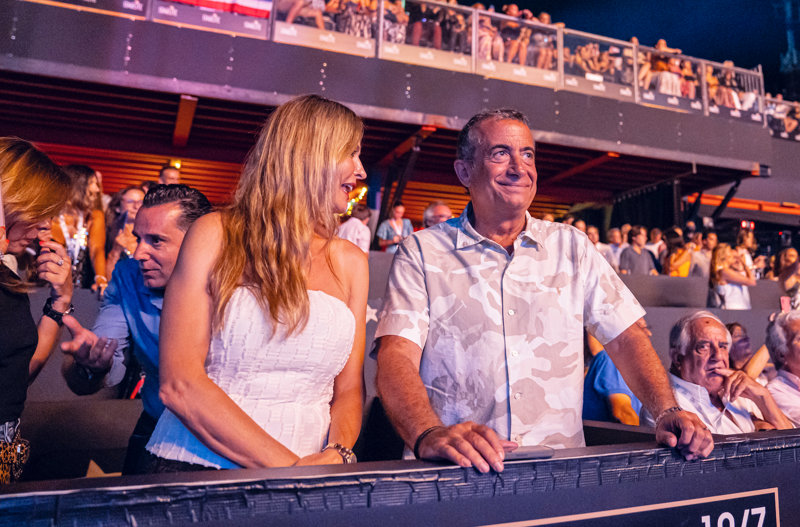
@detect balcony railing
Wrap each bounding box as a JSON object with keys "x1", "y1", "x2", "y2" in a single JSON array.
[{"x1": 18, "y1": 0, "x2": 772, "y2": 128}]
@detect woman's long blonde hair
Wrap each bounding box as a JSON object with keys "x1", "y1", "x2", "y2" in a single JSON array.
[
  {"x1": 709, "y1": 242, "x2": 732, "y2": 288},
  {"x1": 0, "y1": 138, "x2": 70, "y2": 292},
  {"x1": 210, "y1": 95, "x2": 363, "y2": 336}
]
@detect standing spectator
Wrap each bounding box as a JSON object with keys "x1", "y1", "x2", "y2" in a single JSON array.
[
  {"x1": 586, "y1": 225, "x2": 612, "y2": 262},
  {"x1": 709, "y1": 243, "x2": 755, "y2": 310},
  {"x1": 735, "y1": 229, "x2": 766, "y2": 274},
  {"x1": 0, "y1": 138, "x2": 72, "y2": 484},
  {"x1": 377, "y1": 202, "x2": 413, "y2": 254},
  {"x1": 542, "y1": 213, "x2": 555, "y2": 222},
  {"x1": 689, "y1": 229, "x2": 717, "y2": 279},
  {"x1": 777, "y1": 248, "x2": 800, "y2": 309},
  {"x1": 50, "y1": 165, "x2": 108, "y2": 294},
  {"x1": 663, "y1": 229, "x2": 693, "y2": 277},
  {"x1": 766, "y1": 311, "x2": 800, "y2": 426},
  {"x1": 619, "y1": 225, "x2": 657, "y2": 276},
  {"x1": 422, "y1": 200, "x2": 453, "y2": 228},
  {"x1": 644, "y1": 228, "x2": 664, "y2": 259},
  {"x1": 620, "y1": 223, "x2": 632, "y2": 243},
  {"x1": 106, "y1": 186, "x2": 145, "y2": 280},
  {"x1": 158, "y1": 165, "x2": 181, "y2": 186},
  {"x1": 573, "y1": 219, "x2": 586, "y2": 233},
  {"x1": 338, "y1": 204, "x2": 371, "y2": 253}
]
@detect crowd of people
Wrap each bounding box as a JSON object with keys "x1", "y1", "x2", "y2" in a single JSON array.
[
  {"x1": 2, "y1": 99, "x2": 799, "y2": 487},
  {"x1": 766, "y1": 93, "x2": 800, "y2": 139}
]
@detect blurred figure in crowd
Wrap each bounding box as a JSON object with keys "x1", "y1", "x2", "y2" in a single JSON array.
[
  {"x1": 573, "y1": 219, "x2": 586, "y2": 233},
  {"x1": 422, "y1": 200, "x2": 453, "y2": 228},
  {"x1": 158, "y1": 165, "x2": 181, "y2": 186},
  {"x1": 726, "y1": 322, "x2": 775, "y2": 385},
  {"x1": 663, "y1": 228, "x2": 692, "y2": 277},
  {"x1": 620, "y1": 223, "x2": 631, "y2": 243},
  {"x1": 689, "y1": 229, "x2": 717, "y2": 279},
  {"x1": 587, "y1": 225, "x2": 612, "y2": 263},
  {"x1": 105, "y1": 186, "x2": 145, "y2": 280},
  {"x1": 0, "y1": 138, "x2": 72, "y2": 484},
  {"x1": 50, "y1": 165, "x2": 107, "y2": 295},
  {"x1": 605, "y1": 228, "x2": 625, "y2": 272},
  {"x1": 735, "y1": 229, "x2": 766, "y2": 274},
  {"x1": 709, "y1": 243, "x2": 755, "y2": 310},
  {"x1": 542, "y1": 213, "x2": 555, "y2": 222},
  {"x1": 583, "y1": 318, "x2": 651, "y2": 425},
  {"x1": 766, "y1": 311, "x2": 800, "y2": 427},
  {"x1": 377, "y1": 202, "x2": 413, "y2": 254},
  {"x1": 619, "y1": 225, "x2": 657, "y2": 276},
  {"x1": 95, "y1": 170, "x2": 112, "y2": 212},
  {"x1": 338, "y1": 203, "x2": 371, "y2": 253},
  {"x1": 644, "y1": 227, "x2": 664, "y2": 258},
  {"x1": 777, "y1": 248, "x2": 800, "y2": 309},
  {"x1": 61, "y1": 185, "x2": 212, "y2": 475},
  {"x1": 641, "y1": 311, "x2": 791, "y2": 433}
]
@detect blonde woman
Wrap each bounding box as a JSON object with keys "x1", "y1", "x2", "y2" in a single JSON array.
[
  {"x1": 709, "y1": 243, "x2": 756, "y2": 310},
  {"x1": 145, "y1": 95, "x2": 368, "y2": 472},
  {"x1": 0, "y1": 138, "x2": 72, "y2": 483}
]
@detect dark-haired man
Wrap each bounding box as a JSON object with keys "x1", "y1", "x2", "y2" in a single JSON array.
[
  {"x1": 619, "y1": 225, "x2": 658, "y2": 276},
  {"x1": 61, "y1": 184, "x2": 212, "y2": 474},
  {"x1": 374, "y1": 109, "x2": 713, "y2": 474},
  {"x1": 158, "y1": 165, "x2": 180, "y2": 186}
]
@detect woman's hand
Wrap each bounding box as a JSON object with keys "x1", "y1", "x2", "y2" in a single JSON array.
[
  {"x1": 92, "y1": 275, "x2": 109, "y2": 299},
  {"x1": 292, "y1": 448, "x2": 343, "y2": 467},
  {"x1": 37, "y1": 240, "x2": 73, "y2": 310},
  {"x1": 114, "y1": 224, "x2": 137, "y2": 255}
]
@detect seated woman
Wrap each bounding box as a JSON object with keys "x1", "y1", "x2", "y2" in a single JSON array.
[
  {"x1": 717, "y1": 61, "x2": 741, "y2": 109},
  {"x1": 382, "y1": 0, "x2": 408, "y2": 44},
  {"x1": 105, "y1": 186, "x2": 145, "y2": 280},
  {"x1": 499, "y1": 4, "x2": 522, "y2": 63},
  {"x1": 766, "y1": 311, "x2": 800, "y2": 427},
  {"x1": 778, "y1": 247, "x2": 800, "y2": 309},
  {"x1": 726, "y1": 322, "x2": 776, "y2": 385},
  {"x1": 628, "y1": 37, "x2": 652, "y2": 89},
  {"x1": 705, "y1": 65, "x2": 720, "y2": 105},
  {"x1": 709, "y1": 243, "x2": 756, "y2": 310},
  {"x1": 680, "y1": 60, "x2": 697, "y2": 99},
  {"x1": 50, "y1": 165, "x2": 107, "y2": 295},
  {"x1": 144, "y1": 95, "x2": 368, "y2": 471}
]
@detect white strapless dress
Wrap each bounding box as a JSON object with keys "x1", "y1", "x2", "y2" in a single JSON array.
[{"x1": 146, "y1": 288, "x2": 356, "y2": 469}]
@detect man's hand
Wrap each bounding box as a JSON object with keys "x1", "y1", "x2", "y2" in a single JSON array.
[
  {"x1": 716, "y1": 368, "x2": 767, "y2": 403},
  {"x1": 37, "y1": 241, "x2": 73, "y2": 309},
  {"x1": 655, "y1": 410, "x2": 714, "y2": 461},
  {"x1": 417, "y1": 422, "x2": 518, "y2": 473},
  {"x1": 61, "y1": 315, "x2": 117, "y2": 373}
]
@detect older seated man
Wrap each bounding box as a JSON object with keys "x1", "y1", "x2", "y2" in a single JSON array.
[
  {"x1": 642, "y1": 311, "x2": 792, "y2": 433},
  {"x1": 766, "y1": 311, "x2": 800, "y2": 427}
]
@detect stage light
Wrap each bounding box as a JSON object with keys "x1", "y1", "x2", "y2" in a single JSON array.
[{"x1": 170, "y1": 159, "x2": 182, "y2": 169}]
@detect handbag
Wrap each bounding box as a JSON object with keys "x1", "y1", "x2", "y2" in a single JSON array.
[{"x1": 0, "y1": 430, "x2": 30, "y2": 484}]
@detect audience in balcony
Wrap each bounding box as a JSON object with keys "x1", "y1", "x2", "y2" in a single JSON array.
[
  {"x1": 766, "y1": 311, "x2": 800, "y2": 427},
  {"x1": 443, "y1": 0, "x2": 467, "y2": 53},
  {"x1": 382, "y1": 0, "x2": 408, "y2": 43},
  {"x1": 735, "y1": 228, "x2": 766, "y2": 275},
  {"x1": 680, "y1": 60, "x2": 697, "y2": 100},
  {"x1": 50, "y1": 165, "x2": 108, "y2": 295},
  {"x1": 641, "y1": 311, "x2": 792, "y2": 433},
  {"x1": 407, "y1": 1, "x2": 443, "y2": 49},
  {"x1": 528, "y1": 12, "x2": 556, "y2": 70},
  {"x1": 619, "y1": 225, "x2": 658, "y2": 276},
  {"x1": 471, "y1": 3, "x2": 503, "y2": 61},
  {"x1": 277, "y1": 0, "x2": 326, "y2": 29},
  {"x1": 651, "y1": 39, "x2": 682, "y2": 96},
  {"x1": 628, "y1": 37, "x2": 652, "y2": 90},
  {"x1": 709, "y1": 243, "x2": 755, "y2": 310},
  {"x1": 716, "y1": 61, "x2": 741, "y2": 109}
]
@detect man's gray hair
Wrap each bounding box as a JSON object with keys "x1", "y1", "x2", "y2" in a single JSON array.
[
  {"x1": 456, "y1": 108, "x2": 531, "y2": 164},
  {"x1": 766, "y1": 311, "x2": 800, "y2": 370},
  {"x1": 668, "y1": 311, "x2": 731, "y2": 366},
  {"x1": 422, "y1": 200, "x2": 451, "y2": 228}
]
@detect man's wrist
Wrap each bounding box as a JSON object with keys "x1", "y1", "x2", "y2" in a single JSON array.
[
  {"x1": 414, "y1": 425, "x2": 445, "y2": 459},
  {"x1": 654, "y1": 406, "x2": 683, "y2": 428}
]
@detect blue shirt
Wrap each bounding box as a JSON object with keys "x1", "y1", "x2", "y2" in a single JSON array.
[
  {"x1": 582, "y1": 350, "x2": 642, "y2": 422},
  {"x1": 376, "y1": 218, "x2": 413, "y2": 254},
  {"x1": 94, "y1": 258, "x2": 164, "y2": 419}
]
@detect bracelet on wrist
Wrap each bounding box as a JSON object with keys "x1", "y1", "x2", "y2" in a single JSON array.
[
  {"x1": 94, "y1": 275, "x2": 108, "y2": 285},
  {"x1": 414, "y1": 426, "x2": 444, "y2": 459},
  {"x1": 322, "y1": 443, "x2": 356, "y2": 464},
  {"x1": 654, "y1": 406, "x2": 683, "y2": 428},
  {"x1": 42, "y1": 297, "x2": 74, "y2": 326}
]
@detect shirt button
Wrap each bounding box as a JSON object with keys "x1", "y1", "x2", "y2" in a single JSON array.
[
  {"x1": 508, "y1": 309, "x2": 516, "y2": 315},
  {"x1": 514, "y1": 392, "x2": 522, "y2": 400},
  {"x1": 511, "y1": 350, "x2": 519, "y2": 357}
]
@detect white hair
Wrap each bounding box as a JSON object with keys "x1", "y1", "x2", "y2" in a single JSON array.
[
  {"x1": 422, "y1": 200, "x2": 451, "y2": 228},
  {"x1": 766, "y1": 311, "x2": 800, "y2": 370},
  {"x1": 668, "y1": 311, "x2": 732, "y2": 367}
]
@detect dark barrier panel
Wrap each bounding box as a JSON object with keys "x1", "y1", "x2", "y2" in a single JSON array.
[{"x1": 2, "y1": 431, "x2": 798, "y2": 526}]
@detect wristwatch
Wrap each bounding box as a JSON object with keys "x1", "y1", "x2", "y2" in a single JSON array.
[
  {"x1": 323, "y1": 443, "x2": 357, "y2": 464},
  {"x1": 42, "y1": 297, "x2": 74, "y2": 326}
]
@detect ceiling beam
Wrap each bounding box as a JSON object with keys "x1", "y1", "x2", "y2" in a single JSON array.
[
  {"x1": 376, "y1": 126, "x2": 437, "y2": 167},
  {"x1": 538, "y1": 153, "x2": 617, "y2": 188},
  {"x1": 172, "y1": 94, "x2": 198, "y2": 148}
]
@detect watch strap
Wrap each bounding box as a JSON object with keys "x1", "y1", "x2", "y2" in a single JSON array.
[
  {"x1": 323, "y1": 443, "x2": 357, "y2": 464},
  {"x1": 42, "y1": 297, "x2": 74, "y2": 326}
]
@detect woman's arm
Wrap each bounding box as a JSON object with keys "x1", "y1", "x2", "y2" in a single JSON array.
[
  {"x1": 88, "y1": 210, "x2": 108, "y2": 293},
  {"x1": 158, "y1": 213, "x2": 299, "y2": 468},
  {"x1": 327, "y1": 242, "x2": 368, "y2": 449},
  {"x1": 742, "y1": 345, "x2": 770, "y2": 381},
  {"x1": 668, "y1": 249, "x2": 691, "y2": 275}
]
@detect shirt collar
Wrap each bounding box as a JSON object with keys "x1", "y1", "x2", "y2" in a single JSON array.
[
  {"x1": 778, "y1": 369, "x2": 800, "y2": 390},
  {"x1": 135, "y1": 267, "x2": 164, "y2": 310},
  {"x1": 455, "y1": 203, "x2": 539, "y2": 250},
  {"x1": 669, "y1": 372, "x2": 714, "y2": 406}
]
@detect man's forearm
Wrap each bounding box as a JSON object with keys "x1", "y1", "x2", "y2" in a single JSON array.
[
  {"x1": 605, "y1": 325, "x2": 678, "y2": 418},
  {"x1": 376, "y1": 343, "x2": 442, "y2": 448}
]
